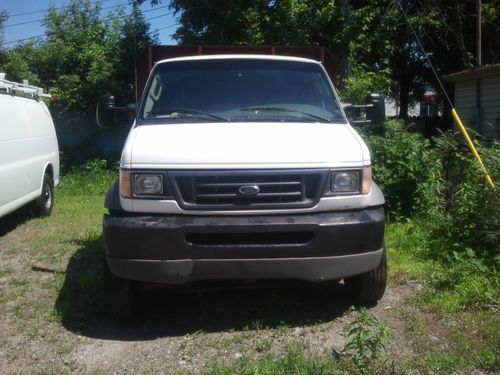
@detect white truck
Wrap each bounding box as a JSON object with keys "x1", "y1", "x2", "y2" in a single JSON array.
[
  {"x1": 0, "y1": 74, "x2": 59, "y2": 219},
  {"x1": 97, "y1": 55, "x2": 386, "y2": 317}
]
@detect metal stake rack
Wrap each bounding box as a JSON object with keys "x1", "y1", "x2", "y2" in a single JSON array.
[{"x1": 0, "y1": 73, "x2": 51, "y2": 99}]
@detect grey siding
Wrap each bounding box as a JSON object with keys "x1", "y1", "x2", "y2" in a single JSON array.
[
  {"x1": 454, "y1": 76, "x2": 500, "y2": 138},
  {"x1": 480, "y1": 76, "x2": 500, "y2": 138},
  {"x1": 455, "y1": 79, "x2": 479, "y2": 131}
]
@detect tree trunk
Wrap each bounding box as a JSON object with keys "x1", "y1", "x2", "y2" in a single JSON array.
[
  {"x1": 335, "y1": 0, "x2": 350, "y2": 84},
  {"x1": 399, "y1": 78, "x2": 410, "y2": 119},
  {"x1": 450, "y1": 3, "x2": 471, "y2": 69}
]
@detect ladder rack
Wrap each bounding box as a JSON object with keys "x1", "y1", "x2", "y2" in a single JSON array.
[{"x1": 0, "y1": 73, "x2": 51, "y2": 99}]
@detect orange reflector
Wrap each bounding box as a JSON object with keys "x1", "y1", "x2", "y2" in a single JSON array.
[
  {"x1": 119, "y1": 170, "x2": 132, "y2": 198},
  {"x1": 361, "y1": 166, "x2": 372, "y2": 194}
]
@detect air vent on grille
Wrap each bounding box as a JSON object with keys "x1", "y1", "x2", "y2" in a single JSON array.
[{"x1": 170, "y1": 170, "x2": 328, "y2": 210}]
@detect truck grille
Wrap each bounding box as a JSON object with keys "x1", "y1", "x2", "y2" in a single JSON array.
[{"x1": 170, "y1": 170, "x2": 328, "y2": 210}]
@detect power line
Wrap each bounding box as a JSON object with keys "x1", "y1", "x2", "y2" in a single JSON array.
[
  {"x1": 154, "y1": 23, "x2": 177, "y2": 32},
  {"x1": 4, "y1": 3, "x2": 171, "y2": 29},
  {"x1": 2, "y1": 7, "x2": 175, "y2": 47},
  {"x1": 143, "y1": 11, "x2": 174, "y2": 22},
  {"x1": 2, "y1": 33, "x2": 45, "y2": 46},
  {"x1": 4, "y1": 2, "x2": 130, "y2": 28},
  {"x1": 6, "y1": 0, "x2": 116, "y2": 18}
]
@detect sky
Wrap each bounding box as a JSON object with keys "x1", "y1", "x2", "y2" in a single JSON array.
[{"x1": 1, "y1": 0, "x2": 179, "y2": 48}]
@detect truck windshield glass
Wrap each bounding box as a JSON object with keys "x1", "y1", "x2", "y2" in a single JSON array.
[{"x1": 139, "y1": 58, "x2": 345, "y2": 124}]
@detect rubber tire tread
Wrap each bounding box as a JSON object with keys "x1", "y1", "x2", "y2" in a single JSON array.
[
  {"x1": 104, "y1": 261, "x2": 135, "y2": 319},
  {"x1": 31, "y1": 173, "x2": 54, "y2": 217},
  {"x1": 345, "y1": 247, "x2": 387, "y2": 305}
]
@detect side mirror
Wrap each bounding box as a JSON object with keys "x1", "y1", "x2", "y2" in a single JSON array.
[
  {"x1": 344, "y1": 93, "x2": 385, "y2": 126},
  {"x1": 365, "y1": 93, "x2": 385, "y2": 125},
  {"x1": 96, "y1": 95, "x2": 116, "y2": 128},
  {"x1": 114, "y1": 106, "x2": 135, "y2": 127},
  {"x1": 96, "y1": 95, "x2": 135, "y2": 128}
]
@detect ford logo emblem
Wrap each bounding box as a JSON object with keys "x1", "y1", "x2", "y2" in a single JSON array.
[{"x1": 239, "y1": 185, "x2": 260, "y2": 195}]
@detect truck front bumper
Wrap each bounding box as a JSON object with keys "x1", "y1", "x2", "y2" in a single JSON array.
[{"x1": 103, "y1": 207, "x2": 385, "y2": 284}]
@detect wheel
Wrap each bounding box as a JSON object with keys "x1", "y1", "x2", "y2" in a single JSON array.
[
  {"x1": 31, "y1": 173, "x2": 54, "y2": 217},
  {"x1": 344, "y1": 246, "x2": 387, "y2": 306},
  {"x1": 103, "y1": 261, "x2": 135, "y2": 319}
]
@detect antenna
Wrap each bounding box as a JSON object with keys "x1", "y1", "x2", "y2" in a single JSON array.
[{"x1": 396, "y1": 0, "x2": 494, "y2": 188}]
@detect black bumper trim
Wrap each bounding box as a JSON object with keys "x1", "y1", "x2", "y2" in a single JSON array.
[
  {"x1": 106, "y1": 249, "x2": 384, "y2": 284},
  {"x1": 103, "y1": 207, "x2": 384, "y2": 261}
]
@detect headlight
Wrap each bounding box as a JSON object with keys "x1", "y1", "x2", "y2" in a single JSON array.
[
  {"x1": 134, "y1": 174, "x2": 163, "y2": 195},
  {"x1": 331, "y1": 171, "x2": 359, "y2": 193}
]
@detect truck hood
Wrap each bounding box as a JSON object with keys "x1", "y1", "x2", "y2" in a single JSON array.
[{"x1": 122, "y1": 122, "x2": 369, "y2": 169}]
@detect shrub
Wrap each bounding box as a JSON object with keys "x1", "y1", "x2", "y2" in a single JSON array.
[
  {"x1": 359, "y1": 119, "x2": 439, "y2": 219},
  {"x1": 362, "y1": 121, "x2": 499, "y2": 310},
  {"x1": 421, "y1": 133, "x2": 499, "y2": 256}
]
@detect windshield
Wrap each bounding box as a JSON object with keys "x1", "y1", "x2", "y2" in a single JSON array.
[{"x1": 139, "y1": 58, "x2": 345, "y2": 124}]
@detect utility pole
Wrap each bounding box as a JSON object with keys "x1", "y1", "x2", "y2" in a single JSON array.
[{"x1": 477, "y1": 0, "x2": 482, "y2": 66}]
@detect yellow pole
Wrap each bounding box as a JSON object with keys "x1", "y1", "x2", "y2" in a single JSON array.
[{"x1": 451, "y1": 108, "x2": 495, "y2": 188}]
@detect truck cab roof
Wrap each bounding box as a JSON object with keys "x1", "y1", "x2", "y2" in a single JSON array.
[{"x1": 155, "y1": 54, "x2": 322, "y2": 66}]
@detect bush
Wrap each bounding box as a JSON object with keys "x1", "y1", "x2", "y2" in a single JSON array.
[
  {"x1": 421, "y1": 133, "x2": 499, "y2": 256},
  {"x1": 360, "y1": 119, "x2": 439, "y2": 219},
  {"x1": 362, "y1": 120, "x2": 498, "y2": 255},
  {"x1": 363, "y1": 121, "x2": 499, "y2": 310}
]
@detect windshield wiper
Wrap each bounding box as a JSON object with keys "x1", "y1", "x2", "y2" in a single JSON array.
[
  {"x1": 149, "y1": 108, "x2": 229, "y2": 122},
  {"x1": 238, "y1": 106, "x2": 333, "y2": 123}
]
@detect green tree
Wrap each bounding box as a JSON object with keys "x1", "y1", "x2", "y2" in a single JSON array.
[
  {"x1": 115, "y1": 4, "x2": 157, "y2": 103},
  {"x1": 0, "y1": 0, "x2": 154, "y2": 119},
  {"x1": 37, "y1": 0, "x2": 123, "y2": 118},
  {"x1": 165, "y1": 0, "x2": 500, "y2": 116},
  {"x1": 0, "y1": 10, "x2": 8, "y2": 67},
  {"x1": 349, "y1": 0, "x2": 500, "y2": 116},
  {"x1": 168, "y1": 0, "x2": 350, "y2": 80},
  {"x1": 347, "y1": 1, "x2": 429, "y2": 115},
  {"x1": 0, "y1": 41, "x2": 41, "y2": 84}
]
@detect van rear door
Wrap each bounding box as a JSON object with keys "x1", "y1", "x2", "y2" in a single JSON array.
[{"x1": 0, "y1": 96, "x2": 33, "y2": 210}]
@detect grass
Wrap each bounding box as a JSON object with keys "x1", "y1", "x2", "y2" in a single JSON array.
[
  {"x1": 386, "y1": 220, "x2": 499, "y2": 311},
  {"x1": 0, "y1": 161, "x2": 117, "y2": 332},
  {"x1": 385, "y1": 220, "x2": 500, "y2": 373},
  {"x1": 0, "y1": 161, "x2": 498, "y2": 374},
  {"x1": 202, "y1": 346, "x2": 340, "y2": 375},
  {"x1": 402, "y1": 311, "x2": 499, "y2": 373}
]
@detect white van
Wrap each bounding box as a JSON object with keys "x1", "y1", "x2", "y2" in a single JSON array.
[
  {"x1": 0, "y1": 74, "x2": 60, "y2": 218},
  {"x1": 97, "y1": 55, "x2": 386, "y2": 317}
]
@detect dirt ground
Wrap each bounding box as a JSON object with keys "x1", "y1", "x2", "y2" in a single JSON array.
[
  {"x1": 0, "y1": 210, "x2": 493, "y2": 375},
  {"x1": 0, "y1": 266, "x2": 414, "y2": 373}
]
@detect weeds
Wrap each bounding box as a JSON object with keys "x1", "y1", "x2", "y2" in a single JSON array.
[
  {"x1": 362, "y1": 120, "x2": 499, "y2": 312},
  {"x1": 360, "y1": 119, "x2": 438, "y2": 219},
  {"x1": 341, "y1": 309, "x2": 391, "y2": 372},
  {"x1": 204, "y1": 346, "x2": 336, "y2": 375}
]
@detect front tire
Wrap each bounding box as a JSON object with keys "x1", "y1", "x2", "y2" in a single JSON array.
[
  {"x1": 31, "y1": 173, "x2": 54, "y2": 217},
  {"x1": 344, "y1": 246, "x2": 387, "y2": 305},
  {"x1": 103, "y1": 261, "x2": 135, "y2": 319}
]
